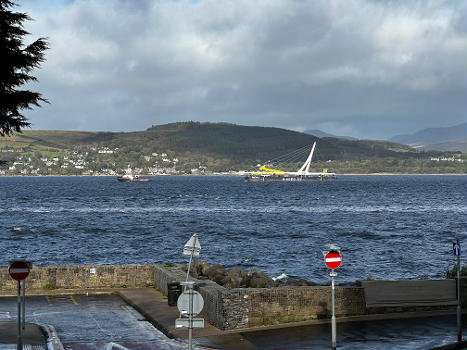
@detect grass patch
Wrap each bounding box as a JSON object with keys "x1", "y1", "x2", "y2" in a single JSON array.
[
  {"x1": 446, "y1": 264, "x2": 466, "y2": 279},
  {"x1": 42, "y1": 283, "x2": 56, "y2": 290}
]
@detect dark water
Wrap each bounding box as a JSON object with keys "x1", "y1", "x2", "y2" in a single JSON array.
[{"x1": 1, "y1": 175, "x2": 465, "y2": 283}]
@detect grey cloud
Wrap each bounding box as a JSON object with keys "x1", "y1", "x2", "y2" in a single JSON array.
[{"x1": 20, "y1": 0, "x2": 466, "y2": 139}]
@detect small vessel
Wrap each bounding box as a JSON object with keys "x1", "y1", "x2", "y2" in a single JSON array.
[
  {"x1": 117, "y1": 173, "x2": 151, "y2": 182},
  {"x1": 245, "y1": 142, "x2": 336, "y2": 182}
]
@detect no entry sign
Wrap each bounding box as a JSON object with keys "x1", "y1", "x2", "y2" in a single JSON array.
[
  {"x1": 324, "y1": 251, "x2": 342, "y2": 269},
  {"x1": 8, "y1": 261, "x2": 30, "y2": 281}
]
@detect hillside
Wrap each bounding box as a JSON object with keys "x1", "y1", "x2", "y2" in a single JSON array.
[{"x1": 0, "y1": 122, "x2": 465, "y2": 174}]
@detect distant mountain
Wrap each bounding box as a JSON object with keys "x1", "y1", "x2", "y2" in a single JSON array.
[
  {"x1": 390, "y1": 124, "x2": 466, "y2": 144},
  {"x1": 389, "y1": 123, "x2": 466, "y2": 152},
  {"x1": 304, "y1": 129, "x2": 357, "y2": 140}
]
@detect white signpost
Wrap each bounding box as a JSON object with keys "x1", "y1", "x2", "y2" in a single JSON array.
[
  {"x1": 183, "y1": 234, "x2": 201, "y2": 257},
  {"x1": 177, "y1": 235, "x2": 205, "y2": 350},
  {"x1": 183, "y1": 234, "x2": 201, "y2": 284},
  {"x1": 176, "y1": 281, "x2": 205, "y2": 350}
]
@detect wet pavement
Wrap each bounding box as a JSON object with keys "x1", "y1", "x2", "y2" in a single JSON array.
[
  {"x1": 121, "y1": 288, "x2": 466, "y2": 350},
  {"x1": 194, "y1": 314, "x2": 465, "y2": 350},
  {"x1": 0, "y1": 294, "x2": 188, "y2": 350},
  {"x1": 0, "y1": 321, "x2": 47, "y2": 349},
  {"x1": 0, "y1": 293, "x2": 465, "y2": 350}
]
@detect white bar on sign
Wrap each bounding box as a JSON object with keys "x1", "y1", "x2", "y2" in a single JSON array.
[
  {"x1": 175, "y1": 318, "x2": 204, "y2": 329},
  {"x1": 9, "y1": 268, "x2": 29, "y2": 273},
  {"x1": 183, "y1": 247, "x2": 200, "y2": 257},
  {"x1": 325, "y1": 258, "x2": 341, "y2": 262}
]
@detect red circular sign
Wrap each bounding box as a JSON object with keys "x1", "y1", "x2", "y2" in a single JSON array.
[
  {"x1": 324, "y1": 251, "x2": 342, "y2": 269},
  {"x1": 8, "y1": 261, "x2": 30, "y2": 281}
]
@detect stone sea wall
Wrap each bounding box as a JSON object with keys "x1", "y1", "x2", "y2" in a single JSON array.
[
  {"x1": 246, "y1": 286, "x2": 366, "y2": 326},
  {"x1": 155, "y1": 265, "x2": 365, "y2": 329},
  {"x1": 0, "y1": 264, "x2": 155, "y2": 291}
]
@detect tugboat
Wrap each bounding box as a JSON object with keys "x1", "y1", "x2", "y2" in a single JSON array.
[
  {"x1": 117, "y1": 167, "x2": 151, "y2": 182},
  {"x1": 117, "y1": 174, "x2": 151, "y2": 182}
]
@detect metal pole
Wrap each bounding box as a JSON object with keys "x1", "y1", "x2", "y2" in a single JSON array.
[
  {"x1": 17, "y1": 280, "x2": 22, "y2": 350},
  {"x1": 331, "y1": 270, "x2": 336, "y2": 350},
  {"x1": 188, "y1": 284, "x2": 193, "y2": 350},
  {"x1": 185, "y1": 250, "x2": 194, "y2": 284},
  {"x1": 22, "y1": 279, "x2": 25, "y2": 330},
  {"x1": 457, "y1": 239, "x2": 461, "y2": 343}
]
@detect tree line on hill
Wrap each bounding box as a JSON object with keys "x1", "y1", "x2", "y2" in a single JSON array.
[{"x1": 1, "y1": 127, "x2": 465, "y2": 175}]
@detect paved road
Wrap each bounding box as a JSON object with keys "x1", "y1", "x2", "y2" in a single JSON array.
[
  {"x1": 0, "y1": 294, "x2": 464, "y2": 350},
  {"x1": 0, "y1": 294, "x2": 191, "y2": 350}
]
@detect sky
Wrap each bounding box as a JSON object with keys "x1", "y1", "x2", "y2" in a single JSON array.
[{"x1": 15, "y1": 0, "x2": 467, "y2": 140}]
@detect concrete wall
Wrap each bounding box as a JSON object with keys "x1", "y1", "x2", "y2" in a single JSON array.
[
  {"x1": 361, "y1": 279, "x2": 458, "y2": 308},
  {"x1": 0, "y1": 265, "x2": 155, "y2": 291}
]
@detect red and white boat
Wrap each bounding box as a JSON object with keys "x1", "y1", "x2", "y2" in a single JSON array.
[{"x1": 117, "y1": 174, "x2": 151, "y2": 182}]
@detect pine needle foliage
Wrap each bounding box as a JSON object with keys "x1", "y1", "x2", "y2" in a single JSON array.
[{"x1": 0, "y1": 0, "x2": 49, "y2": 136}]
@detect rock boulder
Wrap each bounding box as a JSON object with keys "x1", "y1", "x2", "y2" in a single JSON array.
[{"x1": 247, "y1": 270, "x2": 274, "y2": 288}]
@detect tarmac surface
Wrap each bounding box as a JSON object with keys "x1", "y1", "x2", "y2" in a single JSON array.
[
  {"x1": 0, "y1": 321, "x2": 47, "y2": 349},
  {"x1": 0, "y1": 293, "x2": 187, "y2": 350},
  {"x1": 0, "y1": 288, "x2": 465, "y2": 350},
  {"x1": 119, "y1": 288, "x2": 466, "y2": 350}
]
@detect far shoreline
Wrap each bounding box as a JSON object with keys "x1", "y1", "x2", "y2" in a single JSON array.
[
  {"x1": 0, "y1": 173, "x2": 466, "y2": 177},
  {"x1": 338, "y1": 173, "x2": 466, "y2": 176}
]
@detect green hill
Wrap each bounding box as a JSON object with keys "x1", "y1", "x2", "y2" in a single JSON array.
[{"x1": 0, "y1": 122, "x2": 465, "y2": 174}]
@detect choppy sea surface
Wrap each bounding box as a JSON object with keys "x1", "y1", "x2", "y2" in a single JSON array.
[{"x1": 0, "y1": 175, "x2": 465, "y2": 283}]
